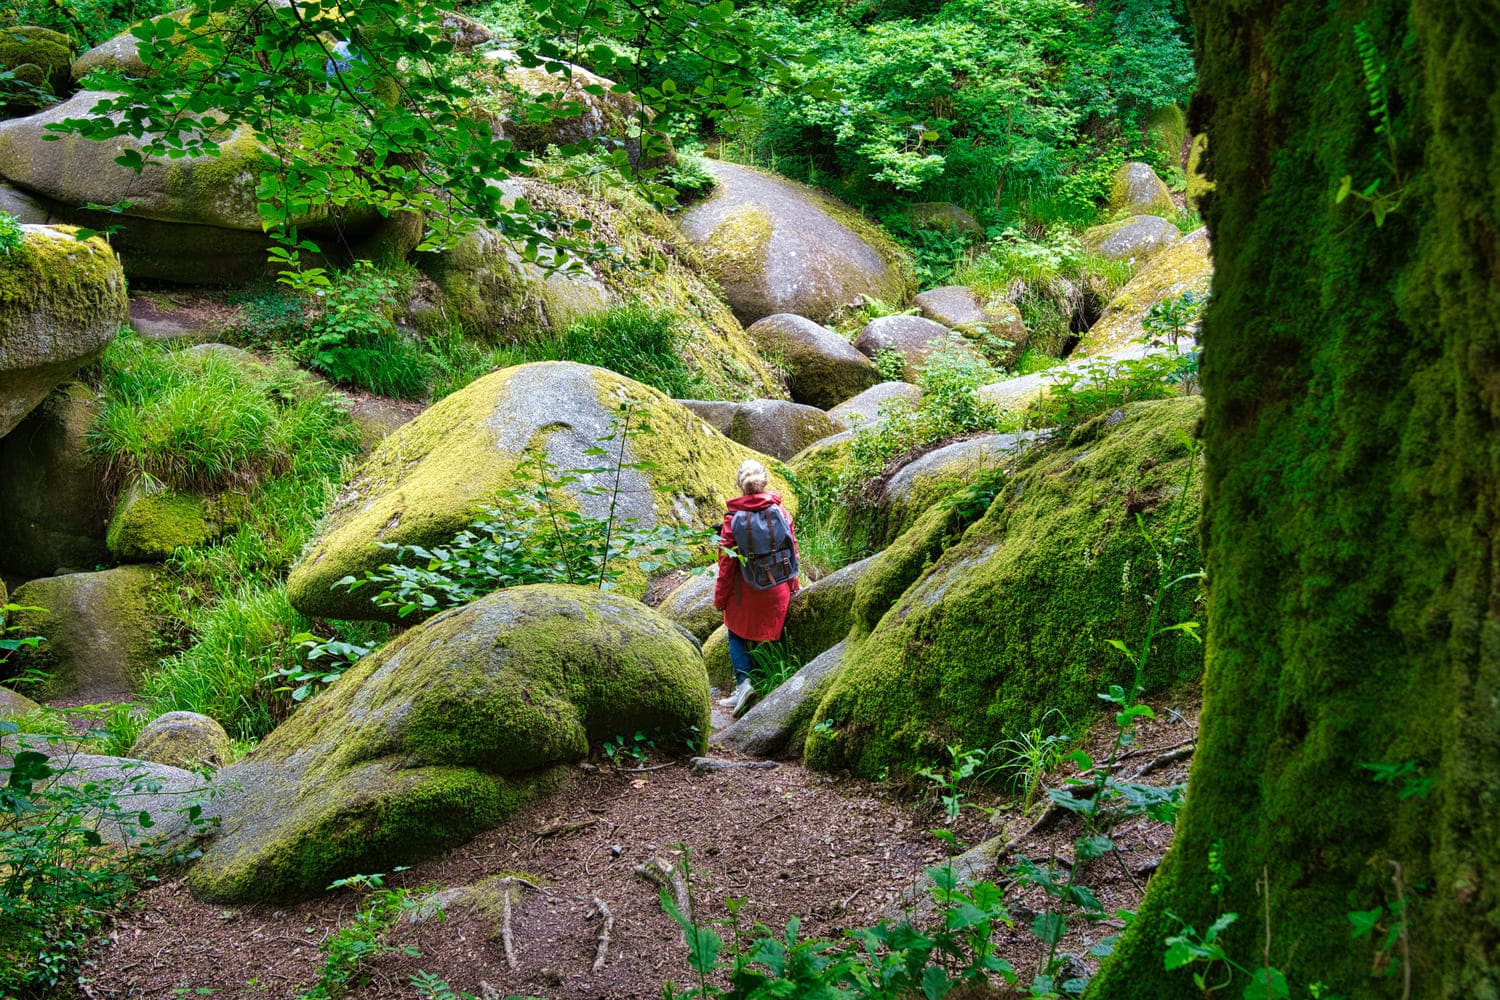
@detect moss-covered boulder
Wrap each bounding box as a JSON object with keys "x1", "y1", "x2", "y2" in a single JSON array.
[
  {"x1": 1107, "y1": 162, "x2": 1177, "y2": 219},
  {"x1": 106, "y1": 482, "x2": 240, "y2": 562},
  {"x1": 904, "y1": 203, "x2": 982, "y2": 236},
  {"x1": 1080, "y1": 215, "x2": 1183, "y2": 267},
  {"x1": 420, "y1": 175, "x2": 779, "y2": 399},
  {"x1": 1144, "y1": 105, "x2": 1189, "y2": 168},
  {"x1": 191, "y1": 584, "x2": 708, "y2": 901},
  {"x1": 678, "y1": 161, "x2": 916, "y2": 326},
  {"x1": 876, "y1": 430, "x2": 1043, "y2": 543},
  {"x1": 5, "y1": 566, "x2": 161, "y2": 701},
  {"x1": 742, "y1": 314, "x2": 879, "y2": 409},
  {"x1": 715, "y1": 640, "x2": 848, "y2": 759},
  {"x1": 287, "y1": 362, "x2": 793, "y2": 622},
  {"x1": 656, "y1": 568, "x2": 720, "y2": 641},
  {"x1": 909, "y1": 286, "x2": 1028, "y2": 367},
  {"x1": 0, "y1": 26, "x2": 74, "y2": 115},
  {"x1": 0, "y1": 382, "x2": 111, "y2": 577},
  {"x1": 805, "y1": 397, "x2": 1205, "y2": 777},
  {"x1": 828, "y1": 381, "x2": 922, "y2": 428},
  {"x1": 702, "y1": 553, "x2": 876, "y2": 689},
  {"x1": 1077, "y1": 227, "x2": 1212, "y2": 357},
  {"x1": 130, "y1": 710, "x2": 232, "y2": 770},
  {"x1": 0, "y1": 225, "x2": 126, "y2": 440}
]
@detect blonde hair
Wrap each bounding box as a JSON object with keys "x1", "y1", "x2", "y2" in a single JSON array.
[{"x1": 736, "y1": 459, "x2": 770, "y2": 495}]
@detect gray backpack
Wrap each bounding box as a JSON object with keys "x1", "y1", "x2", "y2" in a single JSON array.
[{"x1": 729, "y1": 504, "x2": 799, "y2": 590}]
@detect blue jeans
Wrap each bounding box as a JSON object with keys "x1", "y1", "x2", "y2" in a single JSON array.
[{"x1": 727, "y1": 630, "x2": 753, "y2": 685}]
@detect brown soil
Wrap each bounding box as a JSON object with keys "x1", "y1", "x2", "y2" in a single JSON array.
[{"x1": 84, "y1": 687, "x2": 1198, "y2": 1000}]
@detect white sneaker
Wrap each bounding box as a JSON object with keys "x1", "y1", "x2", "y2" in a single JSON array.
[
  {"x1": 731, "y1": 680, "x2": 758, "y2": 717},
  {"x1": 719, "y1": 679, "x2": 752, "y2": 709}
]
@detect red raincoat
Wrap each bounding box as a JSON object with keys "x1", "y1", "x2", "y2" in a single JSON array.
[{"x1": 713, "y1": 492, "x2": 800, "y2": 641}]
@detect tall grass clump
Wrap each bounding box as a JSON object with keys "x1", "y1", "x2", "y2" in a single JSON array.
[
  {"x1": 91, "y1": 336, "x2": 285, "y2": 491},
  {"x1": 535, "y1": 306, "x2": 713, "y2": 399}
]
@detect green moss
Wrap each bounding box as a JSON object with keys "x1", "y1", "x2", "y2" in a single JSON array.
[
  {"x1": 1145, "y1": 104, "x2": 1189, "y2": 168},
  {"x1": 1185, "y1": 133, "x2": 1212, "y2": 212},
  {"x1": 1094, "y1": 5, "x2": 1500, "y2": 996},
  {"x1": 130, "y1": 713, "x2": 232, "y2": 769},
  {"x1": 287, "y1": 362, "x2": 794, "y2": 622},
  {"x1": 1076, "y1": 227, "x2": 1211, "y2": 356},
  {"x1": 806, "y1": 398, "x2": 1204, "y2": 777},
  {"x1": 0, "y1": 26, "x2": 73, "y2": 95},
  {"x1": 0, "y1": 226, "x2": 127, "y2": 351},
  {"x1": 106, "y1": 485, "x2": 238, "y2": 561}
]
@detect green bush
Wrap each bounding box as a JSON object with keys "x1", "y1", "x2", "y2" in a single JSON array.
[
  {"x1": 0, "y1": 211, "x2": 21, "y2": 258},
  {"x1": 4, "y1": 0, "x2": 174, "y2": 47}
]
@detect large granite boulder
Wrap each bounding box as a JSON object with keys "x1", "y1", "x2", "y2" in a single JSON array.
[
  {"x1": 130, "y1": 710, "x2": 233, "y2": 770},
  {"x1": 286, "y1": 362, "x2": 793, "y2": 622},
  {"x1": 1077, "y1": 227, "x2": 1212, "y2": 356},
  {"x1": 1080, "y1": 215, "x2": 1183, "y2": 267},
  {"x1": 0, "y1": 92, "x2": 380, "y2": 283},
  {"x1": 4, "y1": 566, "x2": 160, "y2": 701},
  {"x1": 806, "y1": 398, "x2": 1206, "y2": 776},
  {"x1": 0, "y1": 225, "x2": 126, "y2": 439},
  {"x1": 478, "y1": 52, "x2": 645, "y2": 154},
  {"x1": 0, "y1": 687, "x2": 40, "y2": 718},
  {"x1": 827, "y1": 381, "x2": 922, "y2": 428},
  {"x1": 853, "y1": 315, "x2": 981, "y2": 380},
  {"x1": 876, "y1": 431, "x2": 1043, "y2": 541},
  {"x1": 727, "y1": 400, "x2": 843, "y2": 460},
  {"x1": 742, "y1": 314, "x2": 878, "y2": 409},
  {"x1": 656, "y1": 568, "x2": 720, "y2": 641},
  {"x1": 33, "y1": 748, "x2": 211, "y2": 851},
  {"x1": 191, "y1": 584, "x2": 709, "y2": 901},
  {"x1": 0, "y1": 26, "x2": 74, "y2": 115},
  {"x1": 0, "y1": 382, "x2": 111, "y2": 577},
  {"x1": 677, "y1": 160, "x2": 916, "y2": 326},
  {"x1": 909, "y1": 286, "x2": 1027, "y2": 366},
  {"x1": 1107, "y1": 161, "x2": 1177, "y2": 219}
]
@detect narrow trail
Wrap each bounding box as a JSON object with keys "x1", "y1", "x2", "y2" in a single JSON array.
[{"x1": 86, "y1": 687, "x2": 1198, "y2": 999}]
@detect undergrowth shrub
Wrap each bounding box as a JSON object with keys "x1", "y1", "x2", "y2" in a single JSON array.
[
  {"x1": 1028, "y1": 346, "x2": 1200, "y2": 430},
  {"x1": 952, "y1": 229, "x2": 1134, "y2": 358}
]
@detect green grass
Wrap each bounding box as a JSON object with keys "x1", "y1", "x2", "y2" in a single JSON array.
[{"x1": 91, "y1": 337, "x2": 286, "y2": 492}]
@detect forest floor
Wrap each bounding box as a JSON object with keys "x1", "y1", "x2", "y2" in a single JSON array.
[{"x1": 83, "y1": 684, "x2": 1198, "y2": 1000}]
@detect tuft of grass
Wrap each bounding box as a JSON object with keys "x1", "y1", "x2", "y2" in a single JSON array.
[
  {"x1": 90, "y1": 336, "x2": 284, "y2": 492},
  {"x1": 539, "y1": 305, "x2": 713, "y2": 399}
]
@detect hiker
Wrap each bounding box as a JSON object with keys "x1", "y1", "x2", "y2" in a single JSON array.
[{"x1": 714, "y1": 459, "x2": 800, "y2": 716}]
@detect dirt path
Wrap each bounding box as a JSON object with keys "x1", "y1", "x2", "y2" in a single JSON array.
[{"x1": 85, "y1": 690, "x2": 1198, "y2": 999}]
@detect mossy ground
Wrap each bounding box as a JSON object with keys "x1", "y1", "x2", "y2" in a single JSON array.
[{"x1": 805, "y1": 398, "x2": 1205, "y2": 778}]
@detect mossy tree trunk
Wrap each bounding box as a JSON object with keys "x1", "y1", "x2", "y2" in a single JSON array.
[{"x1": 1091, "y1": 3, "x2": 1498, "y2": 997}]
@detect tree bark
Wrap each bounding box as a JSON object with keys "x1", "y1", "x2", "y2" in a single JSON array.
[{"x1": 1091, "y1": 2, "x2": 1500, "y2": 997}]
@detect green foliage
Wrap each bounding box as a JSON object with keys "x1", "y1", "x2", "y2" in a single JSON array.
[
  {"x1": 0, "y1": 211, "x2": 21, "y2": 259},
  {"x1": 301, "y1": 261, "x2": 429, "y2": 398},
  {"x1": 264, "y1": 633, "x2": 373, "y2": 707},
  {"x1": 1335, "y1": 23, "x2": 1405, "y2": 227},
  {"x1": 660, "y1": 153, "x2": 719, "y2": 204},
  {"x1": 295, "y1": 872, "x2": 420, "y2": 1000},
  {"x1": 0, "y1": 727, "x2": 208, "y2": 995},
  {"x1": 602, "y1": 730, "x2": 655, "y2": 766},
  {"x1": 4, "y1": 0, "x2": 171, "y2": 47},
  {"x1": 53, "y1": 0, "x2": 808, "y2": 280},
  {"x1": 338, "y1": 402, "x2": 713, "y2": 619},
  {"x1": 748, "y1": 639, "x2": 802, "y2": 694},
  {"x1": 1028, "y1": 347, "x2": 1200, "y2": 430},
  {"x1": 1140, "y1": 289, "x2": 1206, "y2": 347},
  {"x1": 540, "y1": 306, "x2": 712, "y2": 399},
  {"x1": 867, "y1": 349, "x2": 904, "y2": 384},
  {"x1": 979, "y1": 710, "x2": 1072, "y2": 814}
]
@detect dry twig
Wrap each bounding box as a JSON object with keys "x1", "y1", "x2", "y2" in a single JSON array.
[{"x1": 592, "y1": 896, "x2": 613, "y2": 972}]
